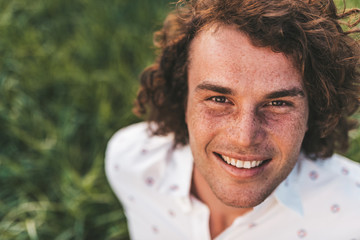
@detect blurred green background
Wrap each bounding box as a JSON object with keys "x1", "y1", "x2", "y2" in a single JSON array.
[{"x1": 0, "y1": 0, "x2": 359, "y2": 239}]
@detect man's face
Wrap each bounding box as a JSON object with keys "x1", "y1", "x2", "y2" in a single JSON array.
[{"x1": 185, "y1": 25, "x2": 309, "y2": 208}]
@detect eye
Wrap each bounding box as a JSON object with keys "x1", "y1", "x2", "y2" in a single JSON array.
[
  {"x1": 208, "y1": 96, "x2": 230, "y2": 103},
  {"x1": 266, "y1": 100, "x2": 291, "y2": 107},
  {"x1": 265, "y1": 100, "x2": 293, "y2": 107}
]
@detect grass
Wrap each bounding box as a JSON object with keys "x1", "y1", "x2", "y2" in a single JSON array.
[{"x1": 0, "y1": 0, "x2": 172, "y2": 239}]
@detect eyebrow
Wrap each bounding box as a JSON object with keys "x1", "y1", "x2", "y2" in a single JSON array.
[
  {"x1": 195, "y1": 82, "x2": 305, "y2": 98},
  {"x1": 195, "y1": 82, "x2": 233, "y2": 95},
  {"x1": 265, "y1": 87, "x2": 305, "y2": 99}
]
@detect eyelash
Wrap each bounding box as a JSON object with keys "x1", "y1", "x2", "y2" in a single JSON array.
[
  {"x1": 208, "y1": 96, "x2": 292, "y2": 107},
  {"x1": 208, "y1": 96, "x2": 232, "y2": 104},
  {"x1": 265, "y1": 100, "x2": 292, "y2": 107}
]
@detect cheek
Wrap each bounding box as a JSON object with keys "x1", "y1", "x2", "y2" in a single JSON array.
[
  {"x1": 187, "y1": 108, "x2": 211, "y2": 137},
  {"x1": 266, "y1": 113, "x2": 308, "y2": 150},
  {"x1": 188, "y1": 107, "x2": 230, "y2": 136},
  {"x1": 186, "y1": 105, "x2": 223, "y2": 147}
]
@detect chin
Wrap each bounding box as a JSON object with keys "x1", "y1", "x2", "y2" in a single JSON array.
[{"x1": 212, "y1": 182, "x2": 278, "y2": 209}]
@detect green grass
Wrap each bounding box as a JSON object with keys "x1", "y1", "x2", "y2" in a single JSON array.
[
  {"x1": 0, "y1": 0, "x2": 359, "y2": 239},
  {"x1": 0, "y1": 0, "x2": 172, "y2": 239}
]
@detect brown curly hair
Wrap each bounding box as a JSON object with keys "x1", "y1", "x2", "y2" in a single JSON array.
[{"x1": 134, "y1": 0, "x2": 360, "y2": 159}]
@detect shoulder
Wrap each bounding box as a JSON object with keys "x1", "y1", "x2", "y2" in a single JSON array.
[
  {"x1": 301, "y1": 154, "x2": 360, "y2": 184},
  {"x1": 105, "y1": 122, "x2": 175, "y2": 186},
  {"x1": 105, "y1": 122, "x2": 151, "y2": 162},
  {"x1": 327, "y1": 154, "x2": 360, "y2": 178},
  {"x1": 105, "y1": 121, "x2": 175, "y2": 167},
  {"x1": 294, "y1": 154, "x2": 360, "y2": 234},
  {"x1": 298, "y1": 154, "x2": 360, "y2": 211}
]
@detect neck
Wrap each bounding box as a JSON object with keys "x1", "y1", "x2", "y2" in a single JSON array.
[{"x1": 191, "y1": 166, "x2": 252, "y2": 239}]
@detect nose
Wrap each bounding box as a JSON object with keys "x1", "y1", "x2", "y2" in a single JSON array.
[{"x1": 227, "y1": 108, "x2": 265, "y2": 147}]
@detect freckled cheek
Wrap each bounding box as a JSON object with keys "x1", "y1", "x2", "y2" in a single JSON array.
[
  {"x1": 186, "y1": 107, "x2": 227, "y2": 140},
  {"x1": 265, "y1": 114, "x2": 308, "y2": 148}
]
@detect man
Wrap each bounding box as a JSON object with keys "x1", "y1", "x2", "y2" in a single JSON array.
[{"x1": 106, "y1": 0, "x2": 360, "y2": 239}]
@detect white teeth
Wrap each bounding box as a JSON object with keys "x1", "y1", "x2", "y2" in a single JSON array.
[
  {"x1": 223, "y1": 156, "x2": 231, "y2": 164},
  {"x1": 243, "y1": 161, "x2": 251, "y2": 169},
  {"x1": 236, "y1": 160, "x2": 243, "y2": 168},
  {"x1": 221, "y1": 155, "x2": 264, "y2": 169}
]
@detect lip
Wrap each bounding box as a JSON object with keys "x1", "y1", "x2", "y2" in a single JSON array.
[
  {"x1": 216, "y1": 152, "x2": 269, "y2": 162},
  {"x1": 214, "y1": 152, "x2": 271, "y2": 179}
]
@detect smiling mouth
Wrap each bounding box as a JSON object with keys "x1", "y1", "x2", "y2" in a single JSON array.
[{"x1": 216, "y1": 153, "x2": 270, "y2": 169}]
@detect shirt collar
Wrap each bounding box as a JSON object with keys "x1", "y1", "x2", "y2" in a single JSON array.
[{"x1": 273, "y1": 153, "x2": 304, "y2": 216}]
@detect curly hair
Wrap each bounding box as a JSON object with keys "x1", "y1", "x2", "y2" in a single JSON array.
[{"x1": 134, "y1": 0, "x2": 360, "y2": 159}]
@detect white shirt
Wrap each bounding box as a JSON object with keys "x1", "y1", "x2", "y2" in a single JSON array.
[{"x1": 105, "y1": 122, "x2": 360, "y2": 240}]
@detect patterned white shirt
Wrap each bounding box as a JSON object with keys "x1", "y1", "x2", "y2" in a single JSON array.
[{"x1": 105, "y1": 122, "x2": 360, "y2": 240}]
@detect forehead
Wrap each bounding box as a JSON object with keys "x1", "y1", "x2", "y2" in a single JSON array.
[{"x1": 187, "y1": 24, "x2": 303, "y2": 93}]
